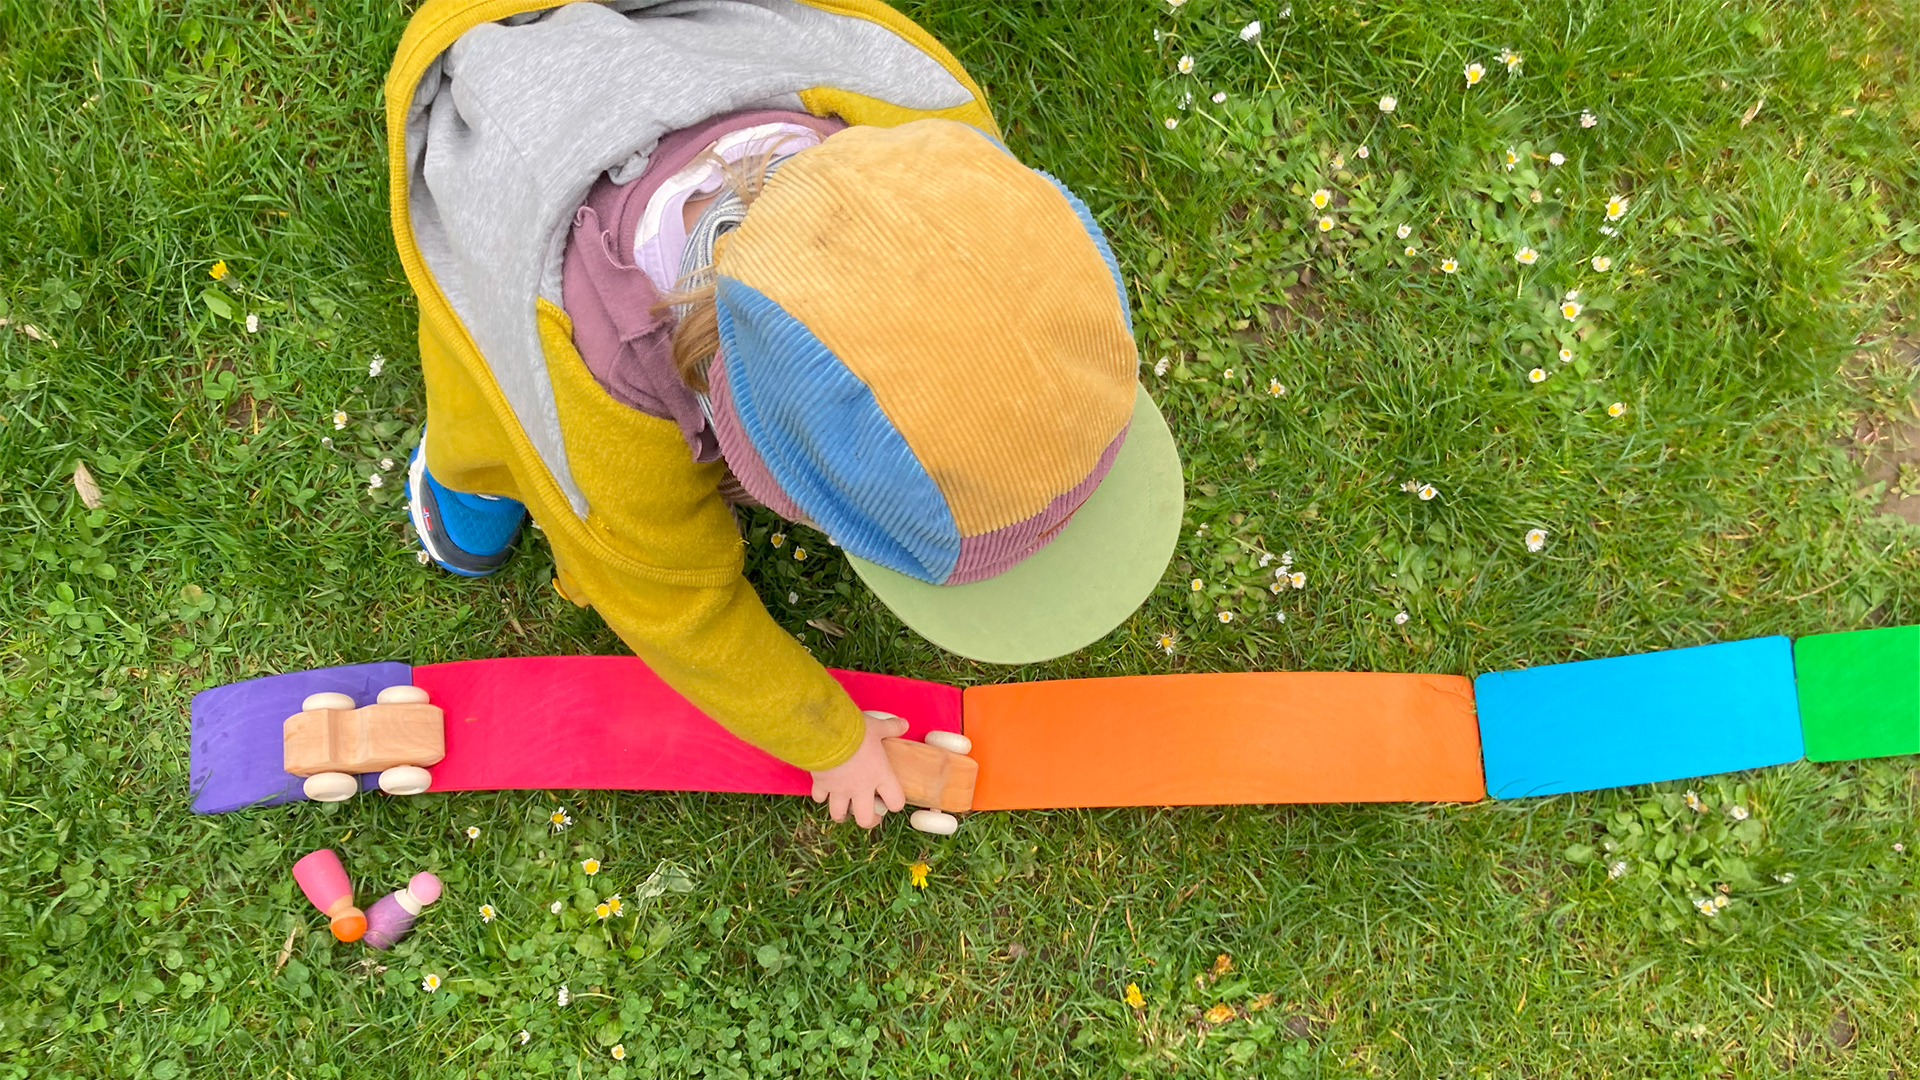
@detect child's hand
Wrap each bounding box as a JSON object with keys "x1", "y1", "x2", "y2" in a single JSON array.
[{"x1": 809, "y1": 710, "x2": 908, "y2": 829}]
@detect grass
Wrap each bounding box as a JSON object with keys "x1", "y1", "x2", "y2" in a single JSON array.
[{"x1": 1, "y1": 0, "x2": 1915, "y2": 1076}]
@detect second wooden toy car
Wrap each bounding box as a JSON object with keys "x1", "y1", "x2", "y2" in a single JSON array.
[{"x1": 282, "y1": 685, "x2": 447, "y2": 801}]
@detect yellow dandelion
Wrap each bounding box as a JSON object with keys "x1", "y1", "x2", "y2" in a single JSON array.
[
  {"x1": 1211, "y1": 953, "x2": 1234, "y2": 977},
  {"x1": 909, "y1": 862, "x2": 930, "y2": 889},
  {"x1": 1591, "y1": 255, "x2": 1612, "y2": 272},
  {"x1": 769, "y1": 532, "x2": 786, "y2": 547},
  {"x1": 209, "y1": 260, "x2": 228, "y2": 280},
  {"x1": 1317, "y1": 215, "x2": 1335, "y2": 232},
  {"x1": 1464, "y1": 62, "x2": 1486, "y2": 86},
  {"x1": 1607, "y1": 401, "x2": 1627, "y2": 417},
  {"x1": 581, "y1": 858, "x2": 601, "y2": 875},
  {"x1": 1124, "y1": 983, "x2": 1145, "y2": 1008},
  {"x1": 1204, "y1": 1003, "x2": 1236, "y2": 1024},
  {"x1": 1515, "y1": 246, "x2": 1539, "y2": 265},
  {"x1": 1605, "y1": 194, "x2": 1628, "y2": 220},
  {"x1": 1561, "y1": 300, "x2": 1583, "y2": 320},
  {"x1": 1311, "y1": 188, "x2": 1331, "y2": 209},
  {"x1": 1440, "y1": 257, "x2": 1459, "y2": 274},
  {"x1": 1528, "y1": 368, "x2": 1547, "y2": 383}
]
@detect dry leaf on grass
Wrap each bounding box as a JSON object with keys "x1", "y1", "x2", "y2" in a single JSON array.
[
  {"x1": 1741, "y1": 94, "x2": 1766, "y2": 127},
  {"x1": 72, "y1": 462, "x2": 103, "y2": 509},
  {"x1": 273, "y1": 925, "x2": 300, "y2": 974},
  {"x1": 805, "y1": 617, "x2": 847, "y2": 638}
]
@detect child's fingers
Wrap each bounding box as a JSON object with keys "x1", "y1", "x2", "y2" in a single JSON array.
[{"x1": 878, "y1": 774, "x2": 906, "y2": 814}]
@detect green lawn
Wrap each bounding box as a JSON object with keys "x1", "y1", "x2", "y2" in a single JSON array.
[{"x1": 2, "y1": 0, "x2": 1916, "y2": 1076}]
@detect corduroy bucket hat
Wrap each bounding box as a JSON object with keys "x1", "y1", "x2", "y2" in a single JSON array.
[{"x1": 703, "y1": 120, "x2": 1183, "y2": 663}]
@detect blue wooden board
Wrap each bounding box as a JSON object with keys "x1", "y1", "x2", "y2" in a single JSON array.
[{"x1": 1475, "y1": 637, "x2": 1803, "y2": 798}]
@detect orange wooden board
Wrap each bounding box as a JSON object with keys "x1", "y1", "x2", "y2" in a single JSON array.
[{"x1": 963, "y1": 672, "x2": 1485, "y2": 809}]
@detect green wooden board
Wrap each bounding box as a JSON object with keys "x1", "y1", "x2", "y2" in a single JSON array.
[{"x1": 1793, "y1": 625, "x2": 1919, "y2": 762}]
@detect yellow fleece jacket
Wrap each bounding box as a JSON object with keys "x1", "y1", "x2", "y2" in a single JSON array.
[{"x1": 385, "y1": 0, "x2": 997, "y2": 771}]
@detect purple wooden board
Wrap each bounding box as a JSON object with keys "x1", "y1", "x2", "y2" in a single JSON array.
[{"x1": 189, "y1": 662, "x2": 412, "y2": 813}]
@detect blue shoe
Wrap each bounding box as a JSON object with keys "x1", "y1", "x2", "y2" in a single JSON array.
[{"x1": 406, "y1": 432, "x2": 527, "y2": 577}]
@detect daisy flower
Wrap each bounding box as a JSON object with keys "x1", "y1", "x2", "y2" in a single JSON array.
[
  {"x1": 1177, "y1": 54, "x2": 1194, "y2": 74},
  {"x1": 557, "y1": 983, "x2": 570, "y2": 1007},
  {"x1": 793, "y1": 547, "x2": 807, "y2": 560},
  {"x1": 1464, "y1": 62, "x2": 1486, "y2": 86},
  {"x1": 1417, "y1": 484, "x2": 1437, "y2": 501},
  {"x1": 1153, "y1": 356, "x2": 1171, "y2": 376},
  {"x1": 1217, "y1": 610, "x2": 1233, "y2": 623},
  {"x1": 1331, "y1": 153, "x2": 1345, "y2": 170},
  {"x1": 1317, "y1": 216, "x2": 1335, "y2": 232},
  {"x1": 607, "y1": 895, "x2": 624, "y2": 917},
  {"x1": 1267, "y1": 378, "x2": 1287, "y2": 396},
  {"x1": 518, "y1": 1030, "x2": 531, "y2": 1045},
  {"x1": 1439, "y1": 257, "x2": 1458, "y2": 274},
  {"x1": 379, "y1": 457, "x2": 394, "y2": 471},
  {"x1": 1598, "y1": 225, "x2": 1616, "y2": 236},
  {"x1": 549, "y1": 808, "x2": 573, "y2": 830},
  {"x1": 1605, "y1": 194, "x2": 1628, "y2": 220},
  {"x1": 1515, "y1": 246, "x2": 1539, "y2": 265},
  {"x1": 1404, "y1": 245, "x2": 1417, "y2": 257},
  {"x1": 1498, "y1": 48, "x2": 1521, "y2": 73},
  {"x1": 1167, "y1": 0, "x2": 1186, "y2": 7},
  {"x1": 1290, "y1": 571, "x2": 1307, "y2": 588},
  {"x1": 1393, "y1": 611, "x2": 1409, "y2": 625},
  {"x1": 465, "y1": 825, "x2": 481, "y2": 840},
  {"x1": 1378, "y1": 94, "x2": 1397, "y2": 112},
  {"x1": 367, "y1": 473, "x2": 384, "y2": 490},
  {"x1": 595, "y1": 902, "x2": 611, "y2": 920},
  {"x1": 1311, "y1": 188, "x2": 1332, "y2": 209},
  {"x1": 368, "y1": 354, "x2": 386, "y2": 377},
  {"x1": 1239, "y1": 20, "x2": 1261, "y2": 42},
  {"x1": 1548, "y1": 151, "x2": 1565, "y2": 166},
  {"x1": 769, "y1": 532, "x2": 786, "y2": 547},
  {"x1": 421, "y1": 974, "x2": 442, "y2": 992},
  {"x1": 332, "y1": 410, "x2": 348, "y2": 430},
  {"x1": 1729, "y1": 805, "x2": 1750, "y2": 821},
  {"x1": 1561, "y1": 300, "x2": 1583, "y2": 320},
  {"x1": 1190, "y1": 578, "x2": 1204, "y2": 591},
  {"x1": 1559, "y1": 347, "x2": 1573, "y2": 363},
  {"x1": 581, "y1": 858, "x2": 601, "y2": 875},
  {"x1": 787, "y1": 590, "x2": 798, "y2": 603},
  {"x1": 1163, "y1": 117, "x2": 1179, "y2": 130},
  {"x1": 1221, "y1": 367, "x2": 1234, "y2": 381},
  {"x1": 479, "y1": 903, "x2": 496, "y2": 923},
  {"x1": 549, "y1": 900, "x2": 564, "y2": 914},
  {"x1": 1269, "y1": 580, "x2": 1285, "y2": 594},
  {"x1": 1528, "y1": 189, "x2": 1543, "y2": 203},
  {"x1": 1684, "y1": 790, "x2": 1706, "y2": 812},
  {"x1": 1525, "y1": 528, "x2": 1547, "y2": 552},
  {"x1": 1607, "y1": 402, "x2": 1627, "y2": 417},
  {"x1": 1504, "y1": 146, "x2": 1519, "y2": 171},
  {"x1": 1211, "y1": 91, "x2": 1227, "y2": 104},
  {"x1": 1591, "y1": 255, "x2": 1613, "y2": 272},
  {"x1": 1355, "y1": 144, "x2": 1370, "y2": 159},
  {"x1": 1580, "y1": 109, "x2": 1598, "y2": 128},
  {"x1": 1396, "y1": 223, "x2": 1412, "y2": 239},
  {"x1": 1528, "y1": 368, "x2": 1547, "y2": 384},
  {"x1": 1608, "y1": 860, "x2": 1629, "y2": 879},
  {"x1": 245, "y1": 314, "x2": 259, "y2": 334},
  {"x1": 1693, "y1": 897, "x2": 1719, "y2": 917},
  {"x1": 611, "y1": 1046, "x2": 627, "y2": 1061},
  {"x1": 1157, "y1": 631, "x2": 1176, "y2": 654}
]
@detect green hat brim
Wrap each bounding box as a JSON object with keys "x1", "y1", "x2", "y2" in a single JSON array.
[{"x1": 847, "y1": 384, "x2": 1184, "y2": 664}]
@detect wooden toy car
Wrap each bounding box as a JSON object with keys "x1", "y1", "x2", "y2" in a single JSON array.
[{"x1": 283, "y1": 685, "x2": 446, "y2": 801}]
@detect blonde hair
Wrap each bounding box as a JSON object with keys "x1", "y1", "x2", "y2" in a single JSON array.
[{"x1": 657, "y1": 141, "x2": 794, "y2": 394}]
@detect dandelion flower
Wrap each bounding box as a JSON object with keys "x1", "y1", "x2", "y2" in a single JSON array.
[
  {"x1": 465, "y1": 825, "x2": 480, "y2": 840},
  {"x1": 1163, "y1": 116, "x2": 1179, "y2": 130},
  {"x1": 1379, "y1": 94, "x2": 1398, "y2": 112},
  {"x1": 1561, "y1": 300, "x2": 1583, "y2": 320},
  {"x1": 1211, "y1": 91, "x2": 1227, "y2": 104},
  {"x1": 1154, "y1": 355, "x2": 1171, "y2": 377},
  {"x1": 1404, "y1": 245, "x2": 1417, "y2": 257},
  {"x1": 1204, "y1": 1003, "x2": 1236, "y2": 1024},
  {"x1": 557, "y1": 983, "x2": 570, "y2": 1007},
  {"x1": 333, "y1": 410, "x2": 348, "y2": 430},
  {"x1": 1290, "y1": 571, "x2": 1307, "y2": 588},
  {"x1": 769, "y1": 532, "x2": 785, "y2": 548},
  {"x1": 422, "y1": 973, "x2": 441, "y2": 992},
  {"x1": 1607, "y1": 401, "x2": 1627, "y2": 417},
  {"x1": 1417, "y1": 484, "x2": 1437, "y2": 501},
  {"x1": 1317, "y1": 216, "x2": 1335, "y2": 232},
  {"x1": 549, "y1": 900, "x2": 564, "y2": 914},
  {"x1": 1548, "y1": 151, "x2": 1565, "y2": 166},
  {"x1": 479, "y1": 903, "x2": 496, "y2": 923},
  {"x1": 1311, "y1": 188, "x2": 1331, "y2": 209},
  {"x1": 550, "y1": 808, "x2": 573, "y2": 830},
  {"x1": 1498, "y1": 48, "x2": 1521, "y2": 73},
  {"x1": 1580, "y1": 109, "x2": 1598, "y2": 128},
  {"x1": 210, "y1": 260, "x2": 229, "y2": 280},
  {"x1": 909, "y1": 861, "x2": 930, "y2": 889},
  {"x1": 1190, "y1": 578, "x2": 1204, "y2": 592},
  {"x1": 1157, "y1": 631, "x2": 1176, "y2": 655},
  {"x1": 1515, "y1": 246, "x2": 1539, "y2": 265},
  {"x1": 368, "y1": 354, "x2": 386, "y2": 377},
  {"x1": 1685, "y1": 790, "x2": 1706, "y2": 812},
  {"x1": 1217, "y1": 610, "x2": 1233, "y2": 624},
  {"x1": 611, "y1": 1046, "x2": 626, "y2": 1061},
  {"x1": 1558, "y1": 347, "x2": 1573, "y2": 363},
  {"x1": 1393, "y1": 611, "x2": 1410, "y2": 625},
  {"x1": 246, "y1": 313, "x2": 259, "y2": 334},
  {"x1": 1528, "y1": 368, "x2": 1547, "y2": 384},
  {"x1": 1729, "y1": 805, "x2": 1750, "y2": 821},
  {"x1": 1464, "y1": 62, "x2": 1486, "y2": 86},
  {"x1": 1608, "y1": 859, "x2": 1629, "y2": 879},
  {"x1": 1504, "y1": 146, "x2": 1519, "y2": 171},
  {"x1": 1525, "y1": 528, "x2": 1547, "y2": 552},
  {"x1": 1177, "y1": 54, "x2": 1194, "y2": 74},
  {"x1": 1124, "y1": 983, "x2": 1145, "y2": 1008},
  {"x1": 1605, "y1": 194, "x2": 1628, "y2": 220},
  {"x1": 1239, "y1": 20, "x2": 1261, "y2": 42},
  {"x1": 1591, "y1": 255, "x2": 1613, "y2": 272},
  {"x1": 1396, "y1": 223, "x2": 1412, "y2": 239},
  {"x1": 1356, "y1": 144, "x2": 1370, "y2": 159},
  {"x1": 368, "y1": 473, "x2": 384, "y2": 490},
  {"x1": 595, "y1": 902, "x2": 611, "y2": 920},
  {"x1": 1267, "y1": 378, "x2": 1287, "y2": 396},
  {"x1": 1440, "y1": 257, "x2": 1459, "y2": 274},
  {"x1": 581, "y1": 858, "x2": 601, "y2": 875}
]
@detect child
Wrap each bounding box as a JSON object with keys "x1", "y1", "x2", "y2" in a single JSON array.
[{"x1": 387, "y1": 0, "x2": 1182, "y2": 827}]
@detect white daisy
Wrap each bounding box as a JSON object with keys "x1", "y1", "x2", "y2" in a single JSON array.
[
  {"x1": 1525, "y1": 528, "x2": 1547, "y2": 552},
  {"x1": 1378, "y1": 94, "x2": 1397, "y2": 112}
]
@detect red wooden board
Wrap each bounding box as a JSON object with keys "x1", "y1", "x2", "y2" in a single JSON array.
[{"x1": 416, "y1": 656, "x2": 961, "y2": 795}]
